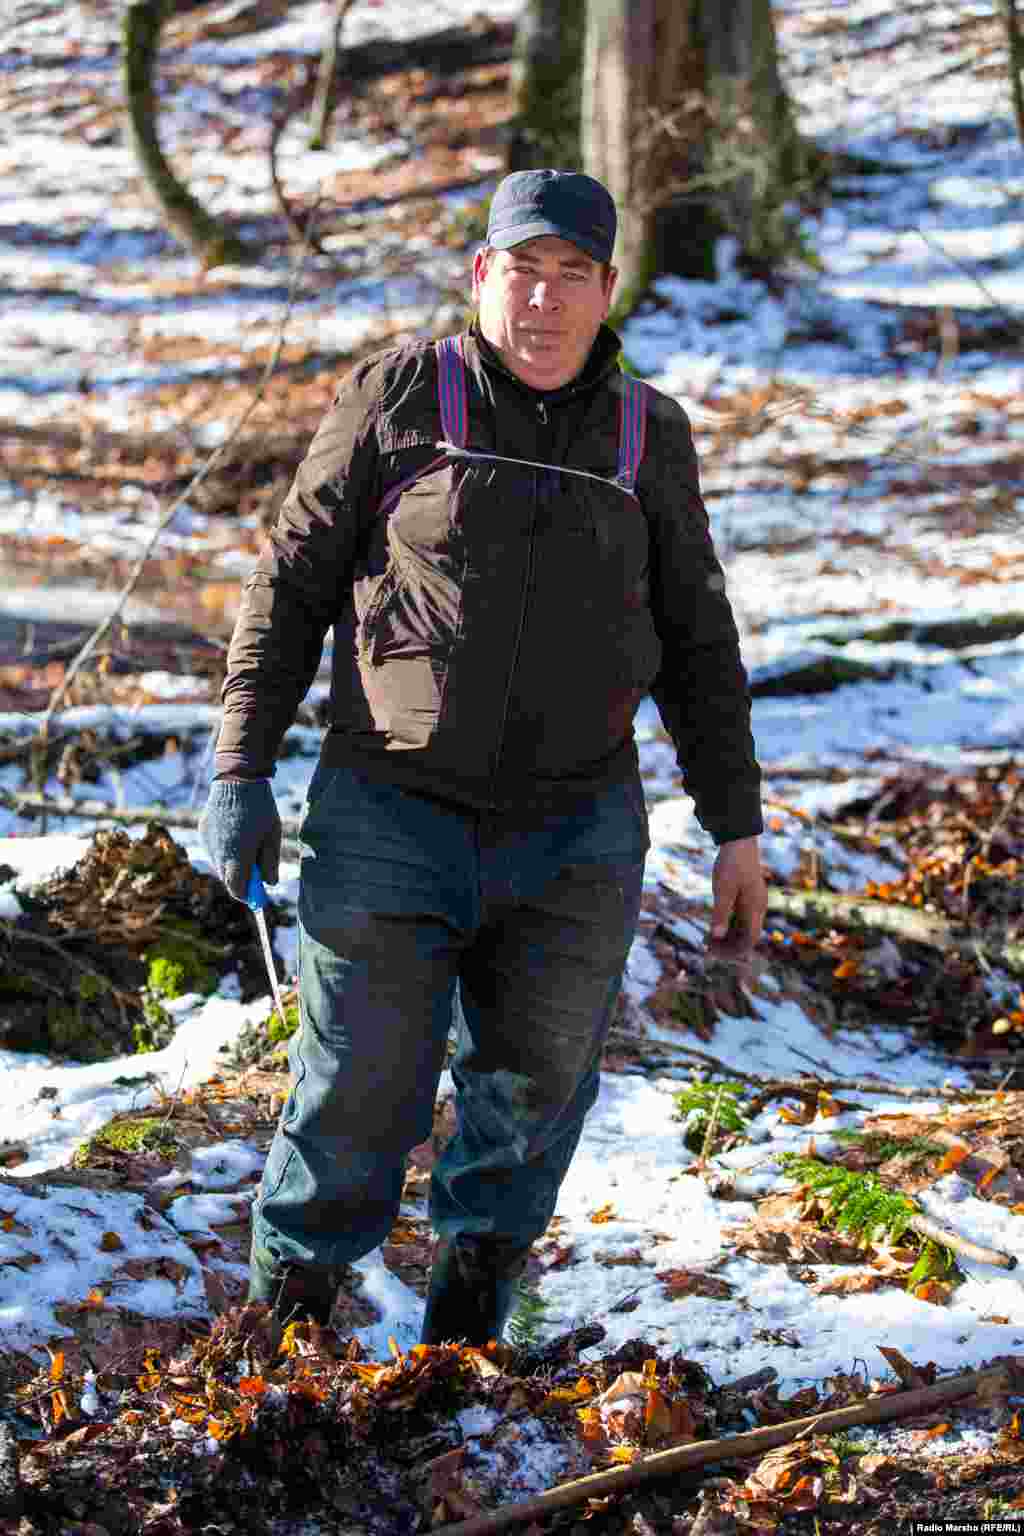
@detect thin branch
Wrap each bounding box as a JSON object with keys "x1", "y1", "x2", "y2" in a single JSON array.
[
  {"x1": 907, "y1": 1211, "x2": 1016, "y2": 1270},
  {"x1": 36, "y1": 233, "x2": 316, "y2": 741},
  {"x1": 429, "y1": 1365, "x2": 1013, "y2": 1536},
  {"x1": 308, "y1": 0, "x2": 358, "y2": 151}
]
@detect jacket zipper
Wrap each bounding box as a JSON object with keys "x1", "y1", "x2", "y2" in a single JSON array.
[{"x1": 488, "y1": 468, "x2": 539, "y2": 806}]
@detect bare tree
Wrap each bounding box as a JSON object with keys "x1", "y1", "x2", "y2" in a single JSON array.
[{"x1": 122, "y1": 0, "x2": 249, "y2": 269}]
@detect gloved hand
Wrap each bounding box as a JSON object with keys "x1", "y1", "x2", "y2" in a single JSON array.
[{"x1": 199, "y1": 778, "x2": 282, "y2": 903}]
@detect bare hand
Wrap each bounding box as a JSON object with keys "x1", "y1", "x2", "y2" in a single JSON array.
[{"x1": 707, "y1": 836, "x2": 767, "y2": 967}]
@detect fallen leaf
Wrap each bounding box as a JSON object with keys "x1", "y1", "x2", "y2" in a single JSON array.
[
  {"x1": 811, "y1": 1270, "x2": 889, "y2": 1297},
  {"x1": 935, "y1": 1144, "x2": 970, "y2": 1174},
  {"x1": 99, "y1": 1231, "x2": 125, "y2": 1252},
  {"x1": 589, "y1": 1202, "x2": 617, "y2": 1224},
  {"x1": 878, "y1": 1346, "x2": 926, "y2": 1387},
  {"x1": 910, "y1": 1278, "x2": 952, "y2": 1305},
  {"x1": 657, "y1": 1267, "x2": 734, "y2": 1300},
  {"x1": 778, "y1": 1102, "x2": 814, "y2": 1125}
]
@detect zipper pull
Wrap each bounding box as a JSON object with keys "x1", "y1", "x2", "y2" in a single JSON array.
[{"x1": 537, "y1": 400, "x2": 547, "y2": 424}]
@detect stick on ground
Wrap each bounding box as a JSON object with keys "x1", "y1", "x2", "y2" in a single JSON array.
[{"x1": 429, "y1": 1364, "x2": 1012, "y2": 1536}]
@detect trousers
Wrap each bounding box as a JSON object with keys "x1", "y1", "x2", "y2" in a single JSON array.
[{"x1": 250, "y1": 764, "x2": 648, "y2": 1272}]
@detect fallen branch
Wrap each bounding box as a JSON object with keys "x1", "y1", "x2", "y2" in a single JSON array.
[
  {"x1": 430, "y1": 1364, "x2": 1012, "y2": 1536},
  {"x1": 764, "y1": 886, "x2": 1024, "y2": 975},
  {"x1": 907, "y1": 1211, "x2": 1016, "y2": 1269}
]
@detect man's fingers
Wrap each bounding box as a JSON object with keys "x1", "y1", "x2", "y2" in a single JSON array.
[{"x1": 710, "y1": 871, "x2": 738, "y2": 940}]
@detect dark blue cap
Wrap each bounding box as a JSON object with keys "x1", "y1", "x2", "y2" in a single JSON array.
[{"x1": 486, "y1": 170, "x2": 617, "y2": 264}]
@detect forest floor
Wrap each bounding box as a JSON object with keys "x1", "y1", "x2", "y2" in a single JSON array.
[{"x1": 3, "y1": 0, "x2": 1024, "y2": 1532}]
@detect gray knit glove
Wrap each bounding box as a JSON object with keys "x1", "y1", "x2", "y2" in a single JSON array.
[{"x1": 199, "y1": 778, "x2": 282, "y2": 903}]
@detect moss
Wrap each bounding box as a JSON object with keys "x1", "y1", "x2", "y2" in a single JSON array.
[
  {"x1": 267, "y1": 999, "x2": 300, "y2": 1045},
  {"x1": 72, "y1": 1115, "x2": 177, "y2": 1168},
  {"x1": 0, "y1": 972, "x2": 43, "y2": 999},
  {"x1": 144, "y1": 931, "x2": 216, "y2": 1000},
  {"x1": 134, "y1": 994, "x2": 176, "y2": 1054},
  {"x1": 77, "y1": 973, "x2": 103, "y2": 1002}
]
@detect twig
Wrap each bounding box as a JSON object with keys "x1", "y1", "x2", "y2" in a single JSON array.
[
  {"x1": 308, "y1": 0, "x2": 357, "y2": 150},
  {"x1": 428, "y1": 1365, "x2": 1013, "y2": 1536},
  {"x1": 906, "y1": 1212, "x2": 1016, "y2": 1270},
  {"x1": 34, "y1": 208, "x2": 321, "y2": 794}
]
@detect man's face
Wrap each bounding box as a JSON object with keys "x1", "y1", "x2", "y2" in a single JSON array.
[{"x1": 473, "y1": 236, "x2": 617, "y2": 391}]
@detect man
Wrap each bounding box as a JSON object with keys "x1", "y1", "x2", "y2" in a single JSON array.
[{"x1": 201, "y1": 169, "x2": 766, "y2": 1345}]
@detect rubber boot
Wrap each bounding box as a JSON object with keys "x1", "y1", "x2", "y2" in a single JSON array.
[
  {"x1": 248, "y1": 1245, "x2": 338, "y2": 1327},
  {"x1": 420, "y1": 1235, "x2": 531, "y2": 1347}
]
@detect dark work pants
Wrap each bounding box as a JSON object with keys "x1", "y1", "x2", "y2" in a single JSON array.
[{"x1": 250, "y1": 765, "x2": 648, "y2": 1273}]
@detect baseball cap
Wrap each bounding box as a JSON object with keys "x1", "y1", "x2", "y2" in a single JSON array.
[{"x1": 486, "y1": 169, "x2": 617, "y2": 264}]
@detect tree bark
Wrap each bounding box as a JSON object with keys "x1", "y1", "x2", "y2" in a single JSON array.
[
  {"x1": 1002, "y1": 0, "x2": 1024, "y2": 147},
  {"x1": 308, "y1": 0, "x2": 357, "y2": 152},
  {"x1": 508, "y1": 0, "x2": 586, "y2": 170},
  {"x1": 580, "y1": 0, "x2": 659, "y2": 304},
  {"x1": 580, "y1": 0, "x2": 808, "y2": 298},
  {"x1": 122, "y1": 0, "x2": 249, "y2": 269},
  {"x1": 698, "y1": 0, "x2": 805, "y2": 266}
]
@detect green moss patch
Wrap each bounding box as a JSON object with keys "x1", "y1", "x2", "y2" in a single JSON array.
[{"x1": 72, "y1": 1114, "x2": 179, "y2": 1169}]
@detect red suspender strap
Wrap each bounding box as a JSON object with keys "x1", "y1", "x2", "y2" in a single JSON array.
[
  {"x1": 616, "y1": 375, "x2": 649, "y2": 494},
  {"x1": 436, "y1": 334, "x2": 469, "y2": 449},
  {"x1": 377, "y1": 337, "x2": 468, "y2": 516}
]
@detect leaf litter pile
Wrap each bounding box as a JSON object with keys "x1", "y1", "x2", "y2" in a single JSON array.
[
  {"x1": 0, "y1": 823, "x2": 273, "y2": 1062},
  {"x1": 8, "y1": 1297, "x2": 1024, "y2": 1536}
]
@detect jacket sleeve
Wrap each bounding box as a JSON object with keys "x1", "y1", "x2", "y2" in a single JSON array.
[
  {"x1": 213, "y1": 357, "x2": 385, "y2": 779},
  {"x1": 640, "y1": 387, "x2": 763, "y2": 844}
]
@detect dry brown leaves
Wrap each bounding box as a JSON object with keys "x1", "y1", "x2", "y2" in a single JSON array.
[
  {"x1": 37, "y1": 823, "x2": 243, "y2": 951},
  {"x1": 723, "y1": 1190, "x2": 867, "y2": 1267}
]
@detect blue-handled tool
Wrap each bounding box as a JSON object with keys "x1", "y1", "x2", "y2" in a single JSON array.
[{"x1": 247, "y1": 865, "x2": 288, "y2": 1032}]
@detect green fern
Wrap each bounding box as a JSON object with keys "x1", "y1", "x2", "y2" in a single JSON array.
[
  {"x1": 832, "y1": 1129, "x2": 945, "y2": 1166},
  {"x1": 506, "y1": 1277, "x2": 549, "y2": 1351},
  {"x1": 779, "y1": 1154, "x2": 961, "y2": 1290},
  {"x1": 672, "y1": 1080, "x2": 749, "y2": 1148}
]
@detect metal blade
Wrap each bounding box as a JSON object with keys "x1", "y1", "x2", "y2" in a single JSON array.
[
  {"x1": 246, "y1": 865, "x2": 289, "y2": 1032},
  {"x1": 253, "y1": 903, "x2": 289, "y2": 1033}
]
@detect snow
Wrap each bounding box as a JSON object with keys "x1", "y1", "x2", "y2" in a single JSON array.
[{"x1": 2, "y1": 0, "x2": 1024, "y2": 1502}]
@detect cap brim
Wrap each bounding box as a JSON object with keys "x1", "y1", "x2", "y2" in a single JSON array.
[{"x1": 487, "y1": 219, "x2": 611, "y2": 263}]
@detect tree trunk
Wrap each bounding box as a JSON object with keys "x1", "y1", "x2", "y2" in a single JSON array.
[
  {"x1": 508, "y1": 0, "x2": 586, "y2": 171},
  {"x1": 122, "y1": 0, "x2": 249, "y2": 269},
  {"x1": 1002, "y1": 0, "x2": 1024, "y2": 148},
  {"x1": 698, "y1": 0, "x2": 805, "y2": 268},
  {"x1": 580, "y1": 0, "x2": 659, "y2": 305},
  {"x1": 580, "y1": 0, "x2": 806, "y2": 298}
]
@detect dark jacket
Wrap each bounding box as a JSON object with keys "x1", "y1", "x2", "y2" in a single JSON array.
[{"x1": 215, "y1": 325, "x2": 762, "y2": 843}]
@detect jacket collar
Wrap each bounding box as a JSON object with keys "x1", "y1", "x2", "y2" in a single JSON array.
[{"x1": 468, "y1": 321, "x2": 622, "y2": 405}]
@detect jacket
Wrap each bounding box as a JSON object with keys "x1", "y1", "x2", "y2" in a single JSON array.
[{"x1": 215, "y1": 324, "x2": 762, "y2": 843}]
